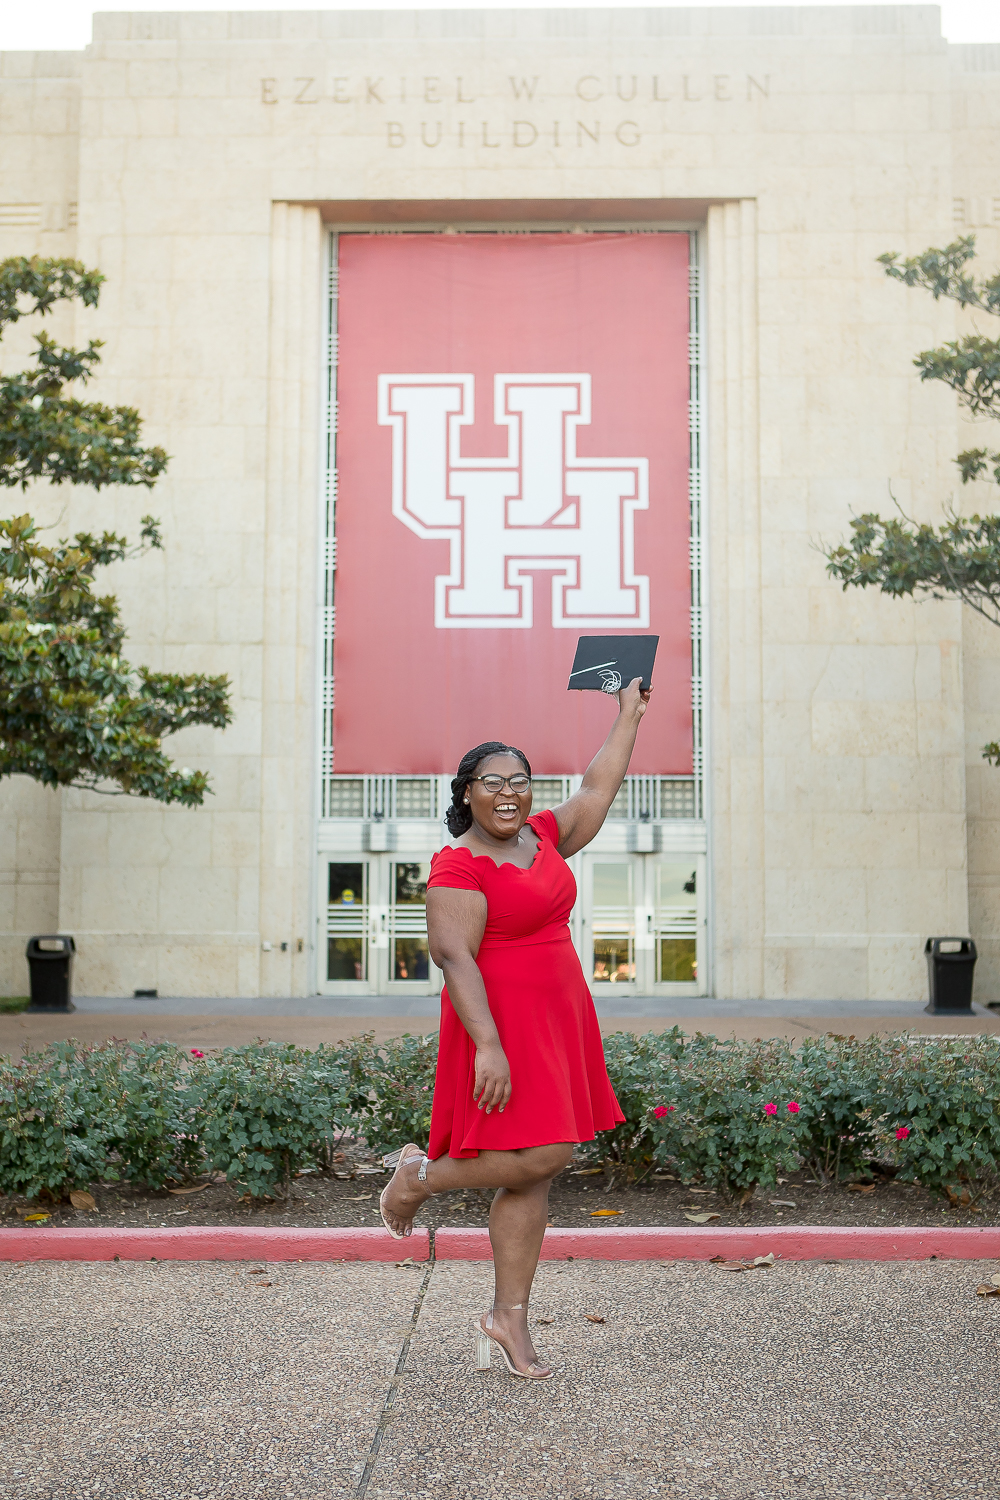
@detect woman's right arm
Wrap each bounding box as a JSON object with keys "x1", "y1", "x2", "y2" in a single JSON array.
[
  {"x1": 426, "y1": 886, "x2": 511, "y2": 1115},
  {"x1": 551, "y1": 677, "x2": 651, "y2": 856}
]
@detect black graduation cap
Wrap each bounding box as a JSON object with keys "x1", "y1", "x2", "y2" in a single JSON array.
[{"x1": 567, "y1": 635, "x2": 659, "y2": 694}]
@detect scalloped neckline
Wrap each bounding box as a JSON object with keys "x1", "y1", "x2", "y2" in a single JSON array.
[{"x1": 440, "y1": 827, "x2": 544, "y2": 873}]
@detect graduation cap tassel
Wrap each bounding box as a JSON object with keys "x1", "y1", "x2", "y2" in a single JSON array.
[{"x1": 567, "y1": 636, "x2": 659, "y2": 694}]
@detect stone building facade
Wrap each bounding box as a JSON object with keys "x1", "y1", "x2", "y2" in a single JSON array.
[{"x1": 1, "y1": 5, "x2": 999, "y2": 1002}]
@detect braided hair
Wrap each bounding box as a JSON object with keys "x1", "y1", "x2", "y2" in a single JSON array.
[{"x1": 445, "y1": 742, "x2": 532, "y2": 837}]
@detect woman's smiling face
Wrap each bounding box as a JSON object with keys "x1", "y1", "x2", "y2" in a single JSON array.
[{"x1": 465, "y1": 752, "x2": 533, "y2": 843}]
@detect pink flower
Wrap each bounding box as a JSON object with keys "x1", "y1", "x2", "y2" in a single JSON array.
[
  {"x1": 787, "y1": 1101, "x2": 800, "y2": 1114},
  {"x1": 421, "y1": 1085, "x2": 429, "y2": 1091},
  {"x1": 654, "y1": 1105, "x2": 669, "y2": 1119},
  {"x1": 764, "y1": 1102, "x2": 778, "y2": 1116},
  {"x1": 190, "y1": 1049, "x2": 205, "y2": 1058},
  {"x1": 896, "y1": 1126, "x2": 910, "y2": 1141}
]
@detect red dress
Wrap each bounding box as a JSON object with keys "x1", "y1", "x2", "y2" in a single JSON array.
[{"x1": 426, "y1": 809, "x2": 625, "y2": 1159}]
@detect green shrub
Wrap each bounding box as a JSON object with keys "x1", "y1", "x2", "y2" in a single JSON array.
[
  {"x1": 872, "y1": 1035, "x2": 1000, "y2": 1196},
  {"x1": 581, "y1": 1027, "x2": 686, "y2": 1179},
  {"x1": 91, "y1": 1039, "x2": 202, "y2": 1189},
  {"x1": 0, "y1": 1043, "x2": 113, "y2": 1198},
  {"x1": 647, "y1": 1035, "x2": 806, "y2": 1197},
  {"x1": 788, "y1": 1035, "x2": 885, "y2": 1184},
  {"x1": 0, "y1": 1029, "x2": 997, "y2": 1205},
  {"x1": 0, "y1": 1040, "x2": 200, "y2": 1197},
  {"x1": 339, "y1": 1030, "x2": 438, "y2": 1155},
  {"x1": 591, "y1": 1031, "x2": 809, "y2": 1195},
  {"x1": 592, "y1": 1030, "x2": 999, "y2": 1198},
  {"x1": 189, "y1": 1042, "x2": 349, "y2": 1199}
]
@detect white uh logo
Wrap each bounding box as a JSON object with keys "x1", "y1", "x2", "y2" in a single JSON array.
[{"x1": 377, "y1": 373, "x2": 649, "y2": 629}]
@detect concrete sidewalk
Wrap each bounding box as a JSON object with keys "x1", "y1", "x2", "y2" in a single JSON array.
[
  {"x1": 2, "y1": 1256, "x2": 997, "y2": 1499},
  {"x1": 3, "y1": 998, "x2": 999, "y2": 1056},
  {"x1": 53, "y1": 996, "x2": 1000, "y2": 1021}
]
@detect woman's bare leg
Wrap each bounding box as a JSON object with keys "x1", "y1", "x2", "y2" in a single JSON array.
[
  {"x1": 380, "y1": 1142, "x2": 572, "y2": 1236},
  {"x1": 381, "y1": 1142, "x2": 572, "y2": 1372},
  {"x1": 380, "y1": 1141, "x2": 572, "y2": 1372},
  {"x1": 487, "y1": 1176, "x2": 555, "y2": 1372}
]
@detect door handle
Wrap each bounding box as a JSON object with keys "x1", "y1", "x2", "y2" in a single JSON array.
[{"x1": 369, "y1": 908, "x2": 390, "y2": 948}]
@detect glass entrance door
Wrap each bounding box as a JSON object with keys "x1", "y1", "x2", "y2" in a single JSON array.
[
  {"x1": 325, "y1": 860, "x2": 371, "y2": 986},
  {"x1": 651, "y1": 858, "x2": 701, "y2": 987},
  {"x1": 320, "y1": 855, "x2": 440, "y2": 995},
  {"x1": 322, "y1": 849, "x2": 704, "y2": 995},
  {"x1": 585, "y1": 857, "x2": 638, "y2": 991},
  {"x1": 581, "y1": 852, "x2": 705, "y2": 994},
  {"x1": 388, "y1": 860, "x2": 433, "y2": 989}
]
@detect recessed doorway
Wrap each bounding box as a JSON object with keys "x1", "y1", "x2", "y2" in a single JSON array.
[
  {"x1": 581, "y1": 852, "x2": 705, "y2": 994},
  {"x1": 319, "y1": 855, "x2": 442, "y2": 996}
]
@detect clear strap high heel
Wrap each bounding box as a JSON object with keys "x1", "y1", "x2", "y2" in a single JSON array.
[
  {"x1": 378, "y1": 1144, "x2": 430, "y2": 1239},
  {"x1": 474, "y1": 1309, "x2": 552, "y2": 1380},
  {"x1": 382, "y1": 1146, "x2": 429, "y2": 1180}
]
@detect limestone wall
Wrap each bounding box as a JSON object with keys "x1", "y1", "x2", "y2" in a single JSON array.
[
  {"x1": 0, "y1": 50, "x2": 83, "y2": 993},
  {"x1": 951, "y1": 44, "x2": 1000, "y2": 999},
  {"x1": 1, "y1": 8, "x2": 999, "y2": 1000}
]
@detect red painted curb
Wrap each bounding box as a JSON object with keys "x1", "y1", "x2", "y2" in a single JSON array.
[
  {"x1": 435, "y1": 1225, "x2": 1000, "y2": 1262},
  {"x1": 2, "y1": 1223, "x2": 997, "y2": 1264},
  {"x1": 0, "y1": 1226, "x2": 430, "y2": 1263}
]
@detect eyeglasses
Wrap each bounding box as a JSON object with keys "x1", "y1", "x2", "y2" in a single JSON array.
[{"x1": 469, "y1": 773, "x2": 532, "y2": 794}]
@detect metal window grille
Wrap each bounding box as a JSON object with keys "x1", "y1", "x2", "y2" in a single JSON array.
[
  {"x1": 688, "y1": 228, "x2": 705, "y2": 823},
  {"x1": 528, "y1": 777, "x2": 570, "y2": 811},
  {"x1": 325, "y1": 775, "x2": 440, "y2": 820},
  {"x1": 326, "y1": 777, "x2": 364, "y2": 817},
  {"x1": 323, "y1": 773, "x2": 695, "y2": 822},
  {"x1": 659, "y1": 779, "x2": 697, "y2": 818},
  {"x1": 606, "y1": 777, "x2": 698, "y2": 820},
  {"x1": 318, "y1": 245, "x2": 339, "y2": 817},
  {"x1": 393, "y1": 778, "x2": 435, "y2": 819}
]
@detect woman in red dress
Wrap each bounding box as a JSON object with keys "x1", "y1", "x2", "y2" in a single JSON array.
[{"x1": 379, "y1": 678, "x2": 651, "y2": 1379}]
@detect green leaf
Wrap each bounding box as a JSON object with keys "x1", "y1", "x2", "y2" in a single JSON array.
[
  {"x1": 820, "y1": 236, "x2": 1000, "y2": 775},
  {"x1": 0, "y1": 256, "x2": 231, "y2": 804}
]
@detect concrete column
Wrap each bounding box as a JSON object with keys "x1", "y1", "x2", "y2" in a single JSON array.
[
  {"x1": 257, "y1": 203, "x2": 324, "y2": 998},
  {"x1": 706, "y1": 198, "x2": 766, "y2": 1000}
]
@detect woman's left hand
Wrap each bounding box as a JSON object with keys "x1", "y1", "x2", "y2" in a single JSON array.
[{"x1": 618, "y1": 677, "x2": 652, "y2": 722}]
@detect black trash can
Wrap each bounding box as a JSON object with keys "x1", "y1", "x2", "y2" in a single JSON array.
[
  {"x1": 25, "y1": 935, "x2": 76, "y2": 1014},
  {"x1": 924, "y1": 937, "x2": 977, "y2": 1016}
]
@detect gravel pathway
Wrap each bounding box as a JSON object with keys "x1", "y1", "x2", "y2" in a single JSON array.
[{"x1": 1, "y1": 1257, "x2": 997, "y2": 1499}]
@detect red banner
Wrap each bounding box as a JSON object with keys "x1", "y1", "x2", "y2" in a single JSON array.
[{"x1": 334, "y1": 232, "x2": 691, "y2": 775}]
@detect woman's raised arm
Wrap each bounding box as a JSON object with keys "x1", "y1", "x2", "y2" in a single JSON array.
[
  {"x1": 550, "y1": 678, "x2": 652, "y2": 858},
  {"x1": 425, "y1": 885, "x2": 511, "y2": 1114}
]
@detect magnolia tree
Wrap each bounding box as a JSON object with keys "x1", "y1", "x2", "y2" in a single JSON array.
[
  {"x1": 824, "y1": 235, "x2": 1000, "y2": 765},
  {"x1": 0, "y1": 257, "x2": 230, "y2": 804}
]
